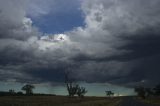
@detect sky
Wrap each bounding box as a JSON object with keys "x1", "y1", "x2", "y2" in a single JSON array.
[{"x1": 0, "y1": 0, "x2": 160, "y2": 96}]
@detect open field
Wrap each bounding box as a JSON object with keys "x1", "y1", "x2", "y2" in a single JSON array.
[
  {"x1": 0, "y1": 96, "x2": 121, "y2": 106},
  {"x1": 0, "y1": 96, "x2": 159, "y2": 106},
  {"x1": 138, "y1": 97, "x2": 160, "y2": 105}
]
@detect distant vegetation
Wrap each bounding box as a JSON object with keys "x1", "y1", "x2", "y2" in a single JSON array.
[
  {"x1": 0, "y1": 82, "x2": 115, "y2": 98},
  {"x1": 65, "y1": 72, "x2": 87, "y2": 98},
  {"x1": 105, "y1": 91, "x2": 114, "y2": 97},
  {"x1": 21, "y1": 84, "x2": 35, "y2": 95},
  {"x1": 0, "y1": 84, "x2": 56, "y2": 96},
  {"x1": 134, "y1": 83, "x2": 160, "y2": 99},
  {"x1": 0, "y1": 72, "x2": 117, "y2": 98},
  {"x1": 0, "y1": 90, "x2": 24, "y2": 96}
]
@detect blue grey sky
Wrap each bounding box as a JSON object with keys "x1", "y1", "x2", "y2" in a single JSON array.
[{"x1": 29, "y1": 0, "x2": 85, "y2": 34}]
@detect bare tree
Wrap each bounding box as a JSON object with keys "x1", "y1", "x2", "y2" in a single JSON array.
[
  {"x1": 77, "y1": 86, "x2": 87, "y2": 98},
  {"x1": 65, "y1": 72, "x2": 78, "y2": 97},
  {"x1": 65, "y1": 72, "x2": 87, "y2": 97}
]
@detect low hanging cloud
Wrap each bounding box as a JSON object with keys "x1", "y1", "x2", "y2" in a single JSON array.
[{"x1": 0, "y1": 0, "x2": 160, "y2": 87}]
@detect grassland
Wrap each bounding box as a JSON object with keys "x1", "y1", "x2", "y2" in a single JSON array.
[
  {"x1": 139, "y1": 96, "x2": 160, "y2": 105},
  {"x1": 0, "y1": 96, "x2": 121, "y2": 106}
]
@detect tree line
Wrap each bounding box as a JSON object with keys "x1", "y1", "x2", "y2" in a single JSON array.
[
  {"x1": 64, "y1": 72, "x2": 115, "y2": 98},
  {"x1": 0, "y1": 72, "x2": 118, "y2": 98},
  {"x1": 134, "y1": 84, "x2": 160, "y2": 99},
  {"x1": 0, "y1": 84, "x2": 35, "y2": 96}
]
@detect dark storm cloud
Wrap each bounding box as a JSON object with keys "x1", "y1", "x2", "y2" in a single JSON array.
[
  {"x1": 67, "y1": 0, "x2": 160, "y2": 87},
  {"x1": 0, "y1": 0, "x2": 160, "y2": 87}
]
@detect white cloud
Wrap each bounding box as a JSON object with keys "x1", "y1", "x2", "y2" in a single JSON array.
[{"x1": 23, "y1": 17, "x2": 32, "y2": 32}]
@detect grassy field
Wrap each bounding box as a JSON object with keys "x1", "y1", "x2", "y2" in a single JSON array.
[
  {"x1": 0, "y1": 96, "x2": 121, "y2": 106},
  {"x1": 137, "y1": 96, "x2": 160, "y2": 105}
]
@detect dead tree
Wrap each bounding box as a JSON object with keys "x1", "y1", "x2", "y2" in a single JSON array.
[
  {"x1": 65, "y1": 72, "x2": 87, "y2": 97},
  {"x1": 65, "y1": 72, "x2": 78, "y2": 97},
  {"x1": 77, "y1": 86, "x2": 87, "y2": 98}
]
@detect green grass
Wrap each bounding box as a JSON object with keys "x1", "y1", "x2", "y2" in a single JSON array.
[{"x1": 0, "y1": 96, "x2": 121, "y2": 106}]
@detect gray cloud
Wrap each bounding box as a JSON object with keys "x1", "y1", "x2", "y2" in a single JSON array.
[
  {"x1": 0, "y1": 0, "x2": 160, "y2": 87},
  {"x1": 67, "y1": 0, "x2": 160, "y2": 86}
]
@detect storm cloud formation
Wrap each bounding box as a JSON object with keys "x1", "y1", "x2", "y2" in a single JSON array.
[{"x1": 0, "y1": 0, "x2": 160, "y2": 87}]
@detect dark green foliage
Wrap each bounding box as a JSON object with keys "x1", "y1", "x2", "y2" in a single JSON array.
[
  {"x1": 21, "y1": 84, "x2": 35, "y2": 95},
  {"x1": 134, "y1": 86, "x2": 146, "y2": 99},
  {"x1": 105, "y1": 91, "x2": 114, "y2": 97},
  {"x1": 9, "y1": 89, "x2": 15, "y2": 94},
  {"x1": 145, "y1": 88, "x2": 154, "y2": 97},
  {"x1": 134, "y1": 84, "x2": 160, "y2": 99},
  {"x1": 17, "y1": 91, "x2": 23, "y2": 95},
  {"x1": 153, "y1": 84, "x2": 160, "y2": 95}
]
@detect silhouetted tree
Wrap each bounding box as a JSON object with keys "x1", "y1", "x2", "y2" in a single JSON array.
[
  {"x1": 65, "y1": 72, "x2": 87, "y2": 97},
  {"x1": 21, "y1": 84, "x2": 35, "y2": 95},
  {"x1": 9, "y1": 89, "x2": 15, "y2": 94},
  {"x1": 77, "y1": 86, "x2": 87, "y2": 98},
  {"x1": 17, "y1": 91, "x2": 23, "y2": 95},
  {"x1": 134, "y1": 86, "x2": 146, "y2": 99},
  {"x1": 105, "y1": 91, "x2": 114, "y2": 97},
  {"x1": 153, "y1": 84, "x2": 160, "y2": 96},
  {"x1": 145, "y1": 88, "x2": 153, "y2": 97},
  {"x1": 67, "y1": 83, "x2": 79, "y2": 97},
  {"x1": 65, "y1": 72, "x2": 78, "y2": 97}
]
